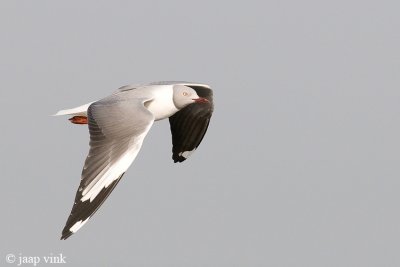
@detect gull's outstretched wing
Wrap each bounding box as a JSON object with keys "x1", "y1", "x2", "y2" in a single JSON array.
[
  {"x1": 169, "y1": 86, "x2": 214, "y2": 162},
  {"x1": 61, "y1": 94, "x2": 154, "y2": 239}
]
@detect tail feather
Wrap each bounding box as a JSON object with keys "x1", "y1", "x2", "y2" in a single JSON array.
[{"x1": 53, "y1": 102, "x2": 94, "y2": 116}]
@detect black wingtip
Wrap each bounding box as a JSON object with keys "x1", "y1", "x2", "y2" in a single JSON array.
[
  {"x1": 173, "y1": 155, "x2": 187, "y2": 163},
  {"x1": 60, "y1": 172, "x2": 126, "y2": 241},
  {"x1": 60, "y1": 230, "x2": 73, "y2": 240}
]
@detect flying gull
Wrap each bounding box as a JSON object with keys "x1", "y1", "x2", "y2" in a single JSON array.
[{"x1": 55, "y1": 81, "x2": 214, "y2": 240}]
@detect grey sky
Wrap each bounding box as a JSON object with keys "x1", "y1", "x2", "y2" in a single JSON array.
[{"x1": 1, "y1": 0, "x2": 399, "y2": 266}]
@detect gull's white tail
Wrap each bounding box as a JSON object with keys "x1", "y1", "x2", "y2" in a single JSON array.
[{"x1": 53, "y1": 102, "x2": 94, "y2": 116}]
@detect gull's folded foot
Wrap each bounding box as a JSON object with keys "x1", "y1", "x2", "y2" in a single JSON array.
[{"x1": 69, "y1": 116, "x2": 88, "y2": 124}]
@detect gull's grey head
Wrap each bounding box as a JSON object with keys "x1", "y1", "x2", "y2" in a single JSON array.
[{"x1": 172, "y1": 85, "x2": 207, "y2": 109}]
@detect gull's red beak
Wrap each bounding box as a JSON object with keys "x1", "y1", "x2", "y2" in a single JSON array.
[{"x1": 193, "y1": 97, "x2": 209, "y2": 104}]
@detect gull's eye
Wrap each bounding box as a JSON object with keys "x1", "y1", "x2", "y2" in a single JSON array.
[{"x1": 182, "y1": 92, "x2": 189, "y2": 96}]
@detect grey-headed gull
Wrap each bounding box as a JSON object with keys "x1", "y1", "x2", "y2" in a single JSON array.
[{"x1": 55, "y1": 81, "x2": 214, "y2": 240}]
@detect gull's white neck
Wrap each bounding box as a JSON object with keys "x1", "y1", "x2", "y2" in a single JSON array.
[{"x1": 145, "y1": 85, "x2": 179, "y2": 121}]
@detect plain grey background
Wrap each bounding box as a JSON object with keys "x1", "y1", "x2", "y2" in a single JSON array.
[{"x1": 1, "y1": 0, "x2": 399, "y2": 266}]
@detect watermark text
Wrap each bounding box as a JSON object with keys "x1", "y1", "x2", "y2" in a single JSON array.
[{"x1": 5, "y1": 253, "x2": 66, "y2": 266}]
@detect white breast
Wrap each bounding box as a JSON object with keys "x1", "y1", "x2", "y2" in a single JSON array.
[{"x1": 145, "y1": 85, "x2": 179, "y2": 121}]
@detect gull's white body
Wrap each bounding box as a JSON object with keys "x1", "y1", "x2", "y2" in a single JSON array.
[{"x1": 55, "y1": 84, "x2": 179, "y2": 120}]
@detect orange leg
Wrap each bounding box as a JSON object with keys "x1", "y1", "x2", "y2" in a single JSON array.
[{"x1": 69, "y1": 116, "x2": 88, "y2": 124}]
